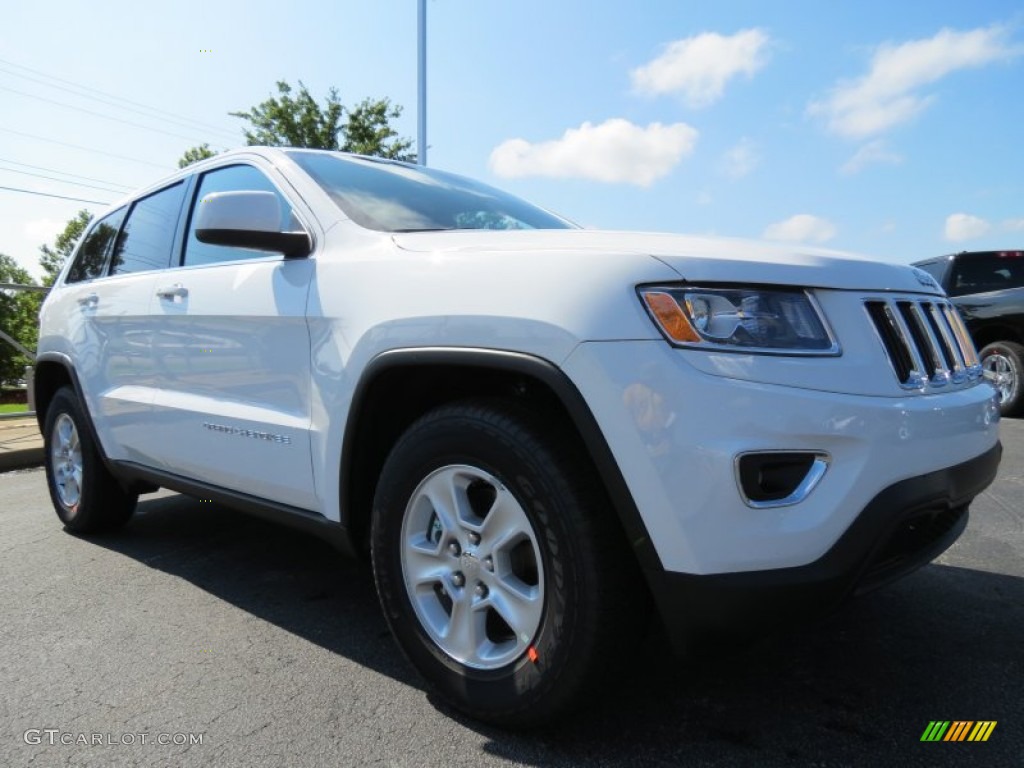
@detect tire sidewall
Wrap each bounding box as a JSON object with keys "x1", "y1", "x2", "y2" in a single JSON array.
[
  {"x1": 42, "y1": 386, "x2": 135, "y2": 532},
  {"x1": 43, "y1": 388, "x2": 88, "y2": 526},
  {"x1": 371, "y1": 410, "x2": 583, "y2": 719}
]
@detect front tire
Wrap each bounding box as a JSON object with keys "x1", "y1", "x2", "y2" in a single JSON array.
[
  {"x1": 980, "y1": 341, "x2": 1024, "y2": 417},
  {"x1": 370, "y1": 400, "x2": 646, "y2": 727},
  {"x1": 43, "y1": 386, "x2": 137, "y2": 533}
]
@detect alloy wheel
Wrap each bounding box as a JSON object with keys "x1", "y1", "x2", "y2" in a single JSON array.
[{"x1": 400, "y1": 464, "x2": 545, "y2": 670}]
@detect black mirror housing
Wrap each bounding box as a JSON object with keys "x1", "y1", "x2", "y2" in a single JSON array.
[{"x1": 194, "y1": 190, "x2": 311, "y2": 258}]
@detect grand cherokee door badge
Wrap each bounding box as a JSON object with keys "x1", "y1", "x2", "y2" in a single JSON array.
[{"x1": 202, "y1": 422, "x2": 292, "y2": 445}]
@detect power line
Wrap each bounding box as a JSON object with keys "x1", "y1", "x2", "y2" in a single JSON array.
[
  {"x1": 0, "y1": 157, "x2": 133, "y2": 191},
  {"x1": 0, "y1": 85, "x2": 231, "y2": 147},
  {"x1": 0, "y1": 57, "x2": 240, "y2": 140},
  {"x1": 0, "y1": 127, "x2": 171, "y2": 170},
  {"x1": 0, "y1": 165, "x2": 129, "y2": 194},
  {"x1": 0, "y1": 64, "x2": 239, "y2": 143},
  {"x1": 0, "y1": 185, "x2": 111, "y2": 205}
]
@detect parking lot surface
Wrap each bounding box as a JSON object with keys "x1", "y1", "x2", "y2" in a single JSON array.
[{"x1": 2, "y1": 420, "x2": 1021, "y2": 767}]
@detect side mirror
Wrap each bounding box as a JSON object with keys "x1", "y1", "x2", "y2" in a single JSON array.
[{"x1": 195, "y1": 190, "x2": 311, "y2": 258}]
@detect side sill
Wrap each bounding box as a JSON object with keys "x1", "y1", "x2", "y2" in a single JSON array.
[{"x1": 111, "y1": 461, "x2": 358, "y2": 557}]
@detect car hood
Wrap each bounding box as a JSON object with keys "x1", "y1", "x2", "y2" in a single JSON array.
[{"x1": 392, "y1": 229, "x2": 941, "y2": 294}]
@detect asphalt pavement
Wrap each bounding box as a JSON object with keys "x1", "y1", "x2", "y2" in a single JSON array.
[{"x1": 1, "y1": 420, "x2": 1021, "y2": 768}]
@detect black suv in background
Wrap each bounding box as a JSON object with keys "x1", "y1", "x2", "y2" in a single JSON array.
[{"x1": 914, "y1": 250, "x2": 1024, "y2": 416}]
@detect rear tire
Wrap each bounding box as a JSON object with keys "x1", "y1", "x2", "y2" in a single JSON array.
[
  {"x1": 43, "y1": 386, "x2": 137, "y2": 533},
  {"x1": 980, "y1": 341, "x2": 1024, "y2": 417},
  {"x1": 370, "y1": 399, "x2": 647, "y2": 727}
]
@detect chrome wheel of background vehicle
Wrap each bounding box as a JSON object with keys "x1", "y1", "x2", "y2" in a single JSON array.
[
  {"x1": 982, "y1": 353, "x2": 1016, "y2": 404},
  {"x1": 979, "y1": 341, "x2": 1024, "y2": 417},
  {"x1": 400, "y1": 464, "x2": 544, "y2": 671},
  {"x1": 50, "y1": 413, "x2": 83, "y2": 513}
]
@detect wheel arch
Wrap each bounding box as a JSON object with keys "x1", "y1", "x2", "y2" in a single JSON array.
[
  {"x1": 339, "y1": 347, "x2": 663, "y2": 573},
  {"x1": 970, "y1": 324, "x2": 1023, "y2": 350},
  {"x1": 34, "y1": 354, "x2": 84, "y2": 433},
  {"x1": 32, "y1": 354, "x2": 143, "y2": 488}
]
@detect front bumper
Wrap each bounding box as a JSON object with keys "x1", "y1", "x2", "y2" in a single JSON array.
[
  {"x1": 646, "y1": 443, "x2": 1001, "y2": 649},
  {"x1": 560, "y1": 338, "x2": 1001, "y2": 651},
  {"x1": 562, "y1": 340, "x2": 1001, "y2": 575}
]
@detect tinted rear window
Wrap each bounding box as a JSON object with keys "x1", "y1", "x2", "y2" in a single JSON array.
[
  {"x1": 949, "y1": 251, "x2": 1024, "y2": 296},
  {"x1": 287, "y1": 151, "x2": 572, "y2": 232},
  {"x1": 111, "y1": 182, "x2": 187, "y2": 275},
  {"x1": 66, "y1": 208, "x2": 125, "y2": 283}
]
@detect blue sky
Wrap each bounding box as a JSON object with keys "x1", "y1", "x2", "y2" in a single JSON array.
[{"x1": 2, "y1": 0, "x2": 1023, "y2": 280}]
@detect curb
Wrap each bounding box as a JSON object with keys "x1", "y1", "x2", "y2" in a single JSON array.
[
  {"x1": 0, "y1": 413, "x2": 44, "y2": 472},
  {"x1": 0, "y1": 447, "x2": 44, "y2": 472},
  {"x1": 0, "y1": 411, "x2": 35, "y2": 421}
]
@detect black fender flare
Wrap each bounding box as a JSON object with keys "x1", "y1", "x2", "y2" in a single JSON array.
[
  {"x1": 340, "y1": 346, "x2": 664, "y2": 572},
  {"x1": 33, "y1": 352, "x2": 112, "y2": 467}
]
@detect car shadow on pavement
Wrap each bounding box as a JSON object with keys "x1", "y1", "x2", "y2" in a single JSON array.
[
  {"x1": 90, "y1": 493, "x2": 1021, "y2": 767},
  {"x1": 88, "y1": 492, "x2": 422, "y2": 690}
]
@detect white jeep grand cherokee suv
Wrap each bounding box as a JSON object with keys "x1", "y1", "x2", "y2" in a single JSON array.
[{"x1": 35, "y1": 148, "x2": 1002, "y2": 726}]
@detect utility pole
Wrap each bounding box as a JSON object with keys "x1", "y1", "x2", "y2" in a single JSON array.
[{"x1": 417, "y1": 0, "x2": 427, "y2": 166}]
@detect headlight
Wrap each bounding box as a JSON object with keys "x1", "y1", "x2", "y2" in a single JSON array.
[{"x1": 639, "y1": 286, "x2": 840, "y2": 355}]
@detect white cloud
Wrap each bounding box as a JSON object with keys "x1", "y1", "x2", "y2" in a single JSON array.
[
  {"x1": 809, "y1": 25, "x2": 1019, "y2": 138},
  {"x1": 840, "y1": 140, "x2": 904, "y2": 175},
  {"x1": 631, "y1": 29, "x2": 770, "y2": 107},
  {"x1": 696, "y1": 191, "x2": 714, "y2": 205},
  {"x1": 489, "y1": 119, "x2": 698, "y2": 187},
  {"x1": 763, "y1": 214, "x2": 837, "y2": 243},
  {"x1": 944, "y1": 213, "x2": 991, "y2": 241},
  {"x1": 722, "y1": 138, "x2": 759, "y2": 179},
  {"x1": 1003, "y1": 218, "x2": 1024, "y2": 232}
]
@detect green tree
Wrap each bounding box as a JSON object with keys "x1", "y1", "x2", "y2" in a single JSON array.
[
  {"x1": 178, "y1": 143, "x2": 217, "y2": 168},
  {"x1": 231, "y1": 80, "x2": 414, "y2": 160},
  {"x1": 343, "y1": 97, "x2": 415, "y2": 160},
  {"x1": 39, "y1": 210, "x2": 93, "y2": 286},
  {"x1": 0, "y1": 255, "x2": 42, "y2": 385}
]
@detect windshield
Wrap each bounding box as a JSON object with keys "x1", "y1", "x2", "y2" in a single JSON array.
[{"x1": 286, "y1": 150, "x2": 574, "y2": 233}]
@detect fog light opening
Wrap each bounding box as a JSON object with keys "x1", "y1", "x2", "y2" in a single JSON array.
[{"x1": 735, "y1": 451, "x2": 830, "y2": 509}]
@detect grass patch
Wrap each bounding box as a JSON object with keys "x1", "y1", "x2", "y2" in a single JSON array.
[{"x1": 0, "y1": 403, "x2": 28, "y2": 414}]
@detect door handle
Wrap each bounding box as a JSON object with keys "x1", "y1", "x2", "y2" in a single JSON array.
[
  {"x1": 77, "y1": 293, "x2": 98, "y2": 307},
  {"x1": 156, "y1": 284, "x2": 189, "y2": 300}
]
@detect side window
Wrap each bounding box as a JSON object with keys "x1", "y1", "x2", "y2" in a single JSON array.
[
  {"x1": 914, "y1": 260, "x2": 947, "y2": 286},
  {"x1": 110, "y1": 182, "x2": 187, "y2": 276},
  {"x1": 65, "y1": 208, "x2": 126, "y2": 283},
  {"x1": 183, "y1": 165, "x2": 296, "y2": 267}
]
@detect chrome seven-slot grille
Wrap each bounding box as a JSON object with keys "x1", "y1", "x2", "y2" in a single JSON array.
[{"x1": 864, "y1": 297, "x2": 982, "y2": 389}]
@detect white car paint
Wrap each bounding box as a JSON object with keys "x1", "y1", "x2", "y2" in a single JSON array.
[{"x1": 37, "y1": 147, "x2": 1001, "y2": 579}]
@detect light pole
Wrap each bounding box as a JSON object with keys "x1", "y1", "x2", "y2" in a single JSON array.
[{"x1": 417, "y1": 0, "x2": 427, "y2": 166}]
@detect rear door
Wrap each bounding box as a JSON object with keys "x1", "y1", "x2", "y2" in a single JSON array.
[
  {"x1": 58, "y1": 181, "x2": 190, "y2": 465},
  {"x1": 147, "y1": 162, "x2": 318, "y2": 510}
]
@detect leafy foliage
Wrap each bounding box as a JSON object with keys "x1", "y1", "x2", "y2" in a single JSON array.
[
  {"x1": 231, "y1": 80, "x2": 414, "y2": 161},
  {"x1": 178, "y1": 143, "x2": 217, "y2": 168},
  {"x1": 39, "y1": 210, "x2": 93, "y2": 286},
  {"x1": 0, "y1": 254, "x2": 42, "y2": 385},
  {"x1": 342, "y1": 97, "x2": 415, "y2": 160}
]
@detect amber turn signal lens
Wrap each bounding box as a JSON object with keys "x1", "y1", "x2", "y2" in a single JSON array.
[{"x1": 642, "y1": 291, "x2": 701, "y2": 343}]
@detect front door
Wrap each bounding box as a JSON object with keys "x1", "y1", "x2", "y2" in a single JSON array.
[{"x1": 147, "y1": 163, "x2": 317, "y2": 510}]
